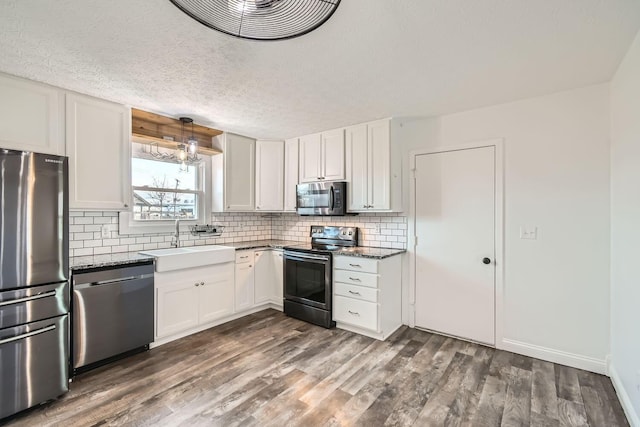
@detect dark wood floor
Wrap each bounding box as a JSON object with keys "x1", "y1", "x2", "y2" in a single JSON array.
[{"x1": 5, "y1": 309, "x2": 628, "y2": 427}]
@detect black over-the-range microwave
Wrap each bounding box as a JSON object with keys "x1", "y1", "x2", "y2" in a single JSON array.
[{"x1": 296, "y1": 181, "x2": 347, "y2": 216}]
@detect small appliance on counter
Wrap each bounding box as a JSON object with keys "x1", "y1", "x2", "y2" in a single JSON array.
[
  {"x1": 0, "y1": 149, "x2": 70, "y2": 420},
  {"x1": 296, "y1": 181, "x2": 348, "y2": 216},
  {"x1": 283, "y1": 226, "x2": 359, "y2": 328}
]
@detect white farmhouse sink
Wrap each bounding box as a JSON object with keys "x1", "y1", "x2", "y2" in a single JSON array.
[{"x1": 139, "y1": 245, "x2": 235, "y2": 272}]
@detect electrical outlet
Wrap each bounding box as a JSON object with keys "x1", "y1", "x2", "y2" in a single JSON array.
[
  {"x1": 374, "y1": 223, "x2": 382, "y2": 234},
  {"x1": 101, "y1": 224, "x2": 110, "y2": 238}
]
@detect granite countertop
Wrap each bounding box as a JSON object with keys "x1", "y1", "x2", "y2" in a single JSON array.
[
  {"x1": 69, "y1": 241, "x2": 405, "y2": 270},
  {"x1": 333, "y1": 247, "x2": 406, "y2": 259},
  {"x1": 227, "y1": 239, "x2": 301, "y2": 250},
  {"x1": 70, "y1": 252, "x2": 154, "y2": 271}
]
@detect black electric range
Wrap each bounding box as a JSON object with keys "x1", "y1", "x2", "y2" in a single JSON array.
[{"x1": 282, "y1": 226, "x2": 359, "y2": 328}]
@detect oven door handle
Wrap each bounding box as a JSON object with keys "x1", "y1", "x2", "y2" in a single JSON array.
[{"x1": 284, "y1": 252, "x2": 330, "y2": 262}]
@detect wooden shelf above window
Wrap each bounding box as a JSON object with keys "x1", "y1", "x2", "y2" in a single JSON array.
[{"x1": 131, "y1": 108, "x2": 223, "y2": 155}]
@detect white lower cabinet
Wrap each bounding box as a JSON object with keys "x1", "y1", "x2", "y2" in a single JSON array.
[
  {"x1": 254, "y1": 250, "x2": 271, "y2": 305},
  {"x1": 235, "y1": 251, "x2": 255, "y2": 312},
  {"x1": 251, "y1": 249, "x2": 284, "y2": 307},
  {"x1": 333, "y1": 254, "x2": 402, "y2": 340},
  {"x1": 156, "y1": 262, "x2": 234, "y2": 340}
]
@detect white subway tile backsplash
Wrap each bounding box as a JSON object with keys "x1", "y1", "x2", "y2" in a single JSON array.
[{"x1": 68, "y1": 211, "x2": 407, "y2": 257}]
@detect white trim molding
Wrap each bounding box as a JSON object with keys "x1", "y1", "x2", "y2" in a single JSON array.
[
  {"x1": 609, "y1": 363, "x2": 640, "y2": 427},
  {"x1": 501, "y1": 338, "x2": 607, "y2": 374},
  {"x1": 408, "y1": 138, "x2": 505, "y2": 346}
]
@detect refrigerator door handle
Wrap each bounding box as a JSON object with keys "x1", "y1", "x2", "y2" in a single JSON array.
[
  {"x1": 0, "y1": 290, "x2": 57, "y2": 307},
  {"x1": 0, "y1": 324, "x2": 56, "y2": 346}
]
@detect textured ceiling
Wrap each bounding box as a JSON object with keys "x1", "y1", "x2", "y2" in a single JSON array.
[{"x1": 0, "y1": 0, "x2": 639, "y2": 139}]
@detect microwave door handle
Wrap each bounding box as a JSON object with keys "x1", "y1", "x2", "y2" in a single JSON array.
[{"x1": 330, "y1": 186, "x2": 335, "y2": 211}]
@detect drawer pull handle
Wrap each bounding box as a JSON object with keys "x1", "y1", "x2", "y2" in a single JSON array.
[
  {"x1": 0, "y1": 324, "x2": 56, "y2": 345},
  {"x1": 348, "y1": 310, "x2": 360, "y2": 316},
  {"x1": 348, "y1": 290, "x2": 361, "y2": 295},
  {"x1": 349, "y1": 277, "x2": 361, "y2": 282},
  {"x1": 0, "y1": 290, "x2": 56, "y2": 307},
  {"x1": 349, "y1": 264, "x2": 362, "y2": 268}
]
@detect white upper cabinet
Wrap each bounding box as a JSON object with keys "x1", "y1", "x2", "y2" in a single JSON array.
[
  {"x1": 284, "y1": 138, "x2": 299, "y2": 211},
  {"x1": 321, "y1": 128, "x2": 345, "y2": 181},
  {"x1": 299, "y1": 133, "x2": 322, "y2": 182},
  {"x1": 212, "y1": 133, "x2": 256, "y2": 212},
  {"x1": 0, "y1": 73, "x2": 64, "y2": 155},
  {"x1": 255, "y1": 140, "x2": 284, "y2": 211},
  {"x1": 66, "y1": 93, "x2": 131, "y2": 210},
  {"x1": 299, "y1": 128, "x2": 345, "y2": 183},
  {"x1": 346, "y1": 119, "x2": 402, "y2": 212}
]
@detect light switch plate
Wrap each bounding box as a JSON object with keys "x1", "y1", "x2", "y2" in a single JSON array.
[{"x1": 520, "y1": 226, "x2": 538, "y2": 240}]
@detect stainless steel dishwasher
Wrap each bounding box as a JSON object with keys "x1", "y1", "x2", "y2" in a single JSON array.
[{"x1": 72, "y1": 261, "x2": 154, "y2": 374}]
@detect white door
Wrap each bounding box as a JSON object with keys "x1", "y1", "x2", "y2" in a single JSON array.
[
  {"x1": 156, "y1": 281, "x2": 199, "y2": 338},
  {"x1": 299, "y1": 133, "x2": 322, "y2": 183},
  {"x1": 367, "y1": 119, "x2": 391, "y2": 210},
  {"x1": 253, "y1": 250, "x2": 272, "y2": 305},
  {"x1": 235, "y1": 260, "x2": 255, "y2": 312},
  {"x1": 414, "y1": 146, "x2": 495, "y2": 345},
  {"x1": 199, "y1": 265, "x2": 234, "y2": 324},
  {"x1": 255, "y1": 140, "x2": 284, "y2": 211},
  {"x1": 345, "y1": 124, "x2": 368, "y2": 211},
  {"x1": 284, "y1": 138, "x2": 299, "y2": 211},
  {"x1": 321, "y1": 128, "x2": 345, "y2": 181},
  {"x1": 272, "y1": 251, "x2": 284, "y2": 303},
  {"x1": 66, "y1": 93, "x2": 130, "y2": 210},
  {"x1": 224, "y1": 134, "x2": 255, "y2": 211}
]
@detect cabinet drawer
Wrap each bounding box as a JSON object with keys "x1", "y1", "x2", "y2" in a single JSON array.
[
  {"x1": 235, "y1": 251, "x2": 253, "y2": 264},
  {"x1": 334, "y1": 256, "x2": 378, "y2": 274},
  {"x1": 334, "y1": 282, "x2": 378, "y2": 303},
  {"x1": 334, "y1": 270, "x2": 378, "y2": 288},
  {"x1": 334, "y1": 295, "x2": 378, "y2": 331}
]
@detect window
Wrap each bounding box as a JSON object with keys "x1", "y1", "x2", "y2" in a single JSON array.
[{"x1": 131, "y1": 143, "x2": 205, "y2": 221}]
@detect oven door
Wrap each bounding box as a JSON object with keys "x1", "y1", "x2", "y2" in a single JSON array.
[{"x1": 283, "y1": 251, "x2": 331, "y2": 310}]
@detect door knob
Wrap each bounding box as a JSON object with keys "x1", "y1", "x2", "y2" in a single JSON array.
[{"x1": 482, "y1": 257, "x2": 491, "y2": 265}]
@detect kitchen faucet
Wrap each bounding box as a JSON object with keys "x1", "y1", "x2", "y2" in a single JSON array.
[{"x1": 171, "y1": 219, "x2": 180, "y2": 248}]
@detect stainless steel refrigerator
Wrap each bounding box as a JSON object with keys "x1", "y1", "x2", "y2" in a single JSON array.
[{"x1": 0, "y1": 148, "x2": 69, "y2": 420}]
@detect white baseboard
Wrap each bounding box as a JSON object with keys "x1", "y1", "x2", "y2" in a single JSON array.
[
  {"x1": 500, "y1": 338, "x2": 607, "y2": 374},
  {"x1": 609, "y1": 363, "x2": 640, "y2": 427}
]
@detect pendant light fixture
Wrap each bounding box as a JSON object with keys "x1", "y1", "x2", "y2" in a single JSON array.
[
  {"x1": 169, "y1": 0, "x2": 341, "y2": 41},
  {"x1": 176, "y1": 117, "x2": 200, "y2": 170}
]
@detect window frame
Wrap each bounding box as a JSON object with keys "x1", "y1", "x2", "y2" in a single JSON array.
[{"x1": 119, "y1": 144, "x2": 211, "y2": 235}]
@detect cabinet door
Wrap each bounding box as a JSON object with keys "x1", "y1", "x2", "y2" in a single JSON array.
[
  {"x1": 224, "y1": 134, "x2": 255, "y2": 211},
  {"x1": 235, "y1": 259, "x2": 255, "y2": 311},
  {"x1": 367, "y1": 119, "x2": 391, "y2": 210},
  {"x1": 272, "y1": 251, "x2": 284, "y2": 304},
  {"x1": 321, "y1": 128, "x2": 345, "y2": 181},
  {"x1": 199, "y1": 264, "x2": 235, "y2": 324},
  {"x1": 66, "y1": 93, "x2": 130, "y2": 210},
  {"x1": 345, "y1": 124, "x2": 368, "y2": 211},
  {"x1": 255, "y1": 140, "x2": 284, "y2": 211},
  {"x1": 0, "y1": 74, "x2": 64, "y2": 155},
  {"x1": 156, "y1": 281, "x2": 199, "y2": 338},
  {"x1": 298, "y1": 133, "x2": 322, "y2": 183},
  {"x1": 253, "y1": 250, "x2": 272, "y2": 305},
  {"x1": 284, "y1": 138, "x2": 299, "y2": 211}
]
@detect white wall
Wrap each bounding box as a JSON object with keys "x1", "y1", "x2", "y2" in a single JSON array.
[
  {"x1": 402, "y1": 84, "x2": 611, "y2": 372},
  {"x1": 610, "y1": 29, "x2": 640, "y2": 426}
]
